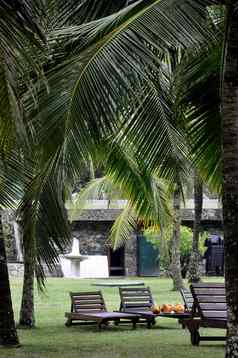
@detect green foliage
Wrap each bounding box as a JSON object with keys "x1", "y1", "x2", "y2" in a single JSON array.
[
  {"x1": 180, "y1": 226, "x2": 207, "y2": 257},
  {"x1": 143, "y1": 227, "x2": 170, "y2": 271},
  {"x1": 144, "y1": 225, "x2": 208, "y2": 272}
]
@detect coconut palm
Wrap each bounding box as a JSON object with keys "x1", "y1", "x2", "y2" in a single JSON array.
[
  {"x1": 2, "y1": 1, "x2": 208, "y2": 346},
  {"x1": 176, "y1": 40, "x2": 221, "y2": 282},
  {"x1": 187, "y1": 171, "x2": 203, "y2": 283},
  {"x1": 34, "y1": 2, "x2": 238, "y2": 355},
  {"x1": 0, "y1": 0, "x2": 45, "y2": 346},
  {"x1": 17, "y1": 0, "x2": 132, "y2": 330},
  {"x1": 10, "y1": 0, "x2": 237, "y2": 355}
]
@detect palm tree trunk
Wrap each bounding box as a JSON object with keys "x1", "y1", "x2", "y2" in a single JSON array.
[
  {"x1": 222, "y1": 4, "x2": 238, "y2": 357},
  {"x1": 0, "y1": 210, "x2": 20, "y2": 347},
  {"x1": 188, "y1": 172, "x2": 203, "y2": 283},
  {"x1": 18, "y1": 200, "x2": 36, "y2": 329},
  {"x1": 170, "y1": 189, "x2": 184, "y2": 291},
  {"x1": 18, "y1": 231, "x2": 35, "y2": 328}
]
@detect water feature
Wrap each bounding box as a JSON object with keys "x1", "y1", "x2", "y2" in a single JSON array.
[
  {"x1": 60, "y1": 237, "x2": 87, "y2": 278},
  {"x1": 60, "y1": 237, "x2": 109, "y2": 278}
]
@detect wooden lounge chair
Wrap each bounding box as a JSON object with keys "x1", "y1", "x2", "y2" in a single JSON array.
[
  {"x1": 65, "y1": 291, "x2": 139, "y2": 329},
  {"x1": 119, "y1": 286, "x2": 156, "y2": 328},
  {"x1": 119, "y1": 287, "x2": 191, "y2": 328},
  {"x1": 184, "y1": 282, "x2": 227, "y2": 345}
]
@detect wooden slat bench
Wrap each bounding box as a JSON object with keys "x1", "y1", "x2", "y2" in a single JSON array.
[
  {"x1": 65, "y1": 291, "x2": 139, "y2": 329},
  {"x1": 184, "y1": 283, "x2": 227, "y2": 345}
]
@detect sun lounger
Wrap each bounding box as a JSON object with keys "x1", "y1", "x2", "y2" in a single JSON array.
[
  {"x1": 184, "y1": 282, "x2": 227, "y2": 345},
  {"x1": 119, "y1": 286, "x2": 191, "y2": 328},
  {"x1": 119, "y1": 286, "x2": 156, "y2": 327},
  {"x1": 65, "y1": 291, "x2": 139, "y2": 329}
]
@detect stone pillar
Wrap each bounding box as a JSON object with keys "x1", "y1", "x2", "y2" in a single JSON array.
[{"x1": 124, "y1": 234, "x2": 137, "y2": 276}]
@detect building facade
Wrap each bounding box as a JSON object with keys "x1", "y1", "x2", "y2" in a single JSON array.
[{"x1": 4, "y1": 200, "x2": 223, "y2": 277}]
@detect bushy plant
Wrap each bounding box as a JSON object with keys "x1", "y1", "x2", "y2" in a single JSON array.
[
  {"x1": 180, "y1": 226, "x2": 207, "y2": 257},
  {"x1": 179, "y1": 226, "x2": 207, "y2": 277},
  {"x1": 143, "y1": 225, "x2": 208, "y2": 275}
]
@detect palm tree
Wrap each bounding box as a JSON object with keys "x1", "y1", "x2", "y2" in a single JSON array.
[
  {"x1": 0, "y1": 208, "x2": 19, "y2": 347},
  {"x1": 0, "y1": 0, "x2": 45, "y2": 346},
  {"x1": 170, "y1": 188, "x2": 185, "y2": 290},
  {"x1": 17, "y1": 0, "x2": 132, "y2": 330},
  {"x1": 176, "y1": 35, "x2": 221, "y2": 282},
  {"x1": 222, "y1": 4, "x2": 238, "y2": 356},
  {"x1": 187, "y1": 171, "x2": 203, "y2": 283},
  {"x1": 48, "y1": 3, "x2": 237, "y2": 355},
  {"x1": 19, "y1": 0, "x2": 238, "y2": 355},
  {"x1": 1, "y1": 0, "x2": 201, "y2": 344}
]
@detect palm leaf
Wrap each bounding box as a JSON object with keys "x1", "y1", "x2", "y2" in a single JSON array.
[
  {"x1": 17, "y1": 151, "x2": 72, "y2": 286},
  {"x1": 110, "y1": 203, "x2": 137, "y2": 250},
  {"x1": 29, "y1": 0, "x2": 216, "y2": 168},
  {"x1": 176, "y1": 40, "x2": 222, "y2": 192},
  {"x1": 0, "y1": 0, "x2": 44, "y2": 74},
  {"x1": 69, "y1": 176, "x2": 116, "y2": 221}
]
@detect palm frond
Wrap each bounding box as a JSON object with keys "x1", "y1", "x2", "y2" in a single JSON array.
[
  {"x1": 110, "y1": 203, "x2": 137, "y2": 250},
  {"x1": 175, "y1": 41, "x2": 222, "y2": 193},
  {"x1": 69, "y1": 176, "x2": 116, "y2": 221},
  {"x1": 17, "y1": 154, "x2": 71, "y2": 287},
  {"x1": 104, "y1": 142, "x2": 171, "y2": 229},
  {"x1": 46, "y1": 0, "x2": 128, "y2": 28},
  {"x1": 29, "y1": 0, "x2": 217, "y2": 167},
  {"x1": 0, "y1": 151, "x2": 30, "y2": 208},
  {"x1": 0, "y1": 0, "x2": 44, "y2": 74},
  {"x1": 0, "y1": 55, "x2": 31, "y2": 153}
]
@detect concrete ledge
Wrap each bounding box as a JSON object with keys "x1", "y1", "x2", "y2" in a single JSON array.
[
  {"x1": 69, "y1": 208, "x2": 222, "y2": 222},
  {"x1": 7, "y1": 263, "x2": 63, "y2": 278}
]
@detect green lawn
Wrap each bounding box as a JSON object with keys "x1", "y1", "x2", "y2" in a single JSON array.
[{"x1": 1, "y1": 277, "x2": 225, "y2": 358}]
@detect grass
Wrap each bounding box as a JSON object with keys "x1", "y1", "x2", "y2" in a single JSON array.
[{"x1": 1, "y1": 277, "x2": 225, "y2": 358}]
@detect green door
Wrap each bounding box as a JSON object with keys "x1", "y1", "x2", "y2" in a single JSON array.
[{"x1": 137, "y1": 235, "x2": 160, "y2": 276}]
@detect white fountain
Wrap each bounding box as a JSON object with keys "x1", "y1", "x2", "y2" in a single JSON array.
[
  {"x1": 60, "y1": 238, "x2": 87, "y2": 278},
  {"x1": 60, "y1": 237, "x2": 109, "y2": 279}
]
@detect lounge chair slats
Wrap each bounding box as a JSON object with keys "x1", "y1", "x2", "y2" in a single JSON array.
[
  {"x1": 122, "y1": 303, "x2": 152, "y2": 308},
  {"x1": 193, "y1": 288, "x2": 225, "y2": 295},
  {"x1": 123, "y1": 297, "x2": 153, "y2": 302},
  {"x1": 190, "y1": 283, "x2": 224, "y2": 288},
  {"x1": 199, "y1": 303, "x2": 227, "y2": 311},
  {"x1": 119, "y1": 287, "x2": 155, "y2": 327},
  {"x1": 197, "y1": 296, "x2": 226, "y2": 303},
  {"x1": 184, "y1": 283, "x2": 227, "y2": 346},
  {"x1": 180, "y1": 288, "x2": 193, "y2": 311},
  {"x1": 65, "y1": 290, "x2": 139, "y2": 329},
  {"x1": 74, "y1": 304, "x2": 105, "y2": 311}
]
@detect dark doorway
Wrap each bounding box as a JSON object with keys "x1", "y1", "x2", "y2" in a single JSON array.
[{"x1": 108, "y1": 247, "x2": 125, "y2": 276}]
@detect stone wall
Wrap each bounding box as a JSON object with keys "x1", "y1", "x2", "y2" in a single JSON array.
[
  {"x1": 71, "y1": 221, "x2": 111, "y2": 255},
  {"x1": 71, "y1": 220, "x2": 137, "y2": 276},
  {"x1": 7, "y1": 263, "x2": 63, "y2": 277}
]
